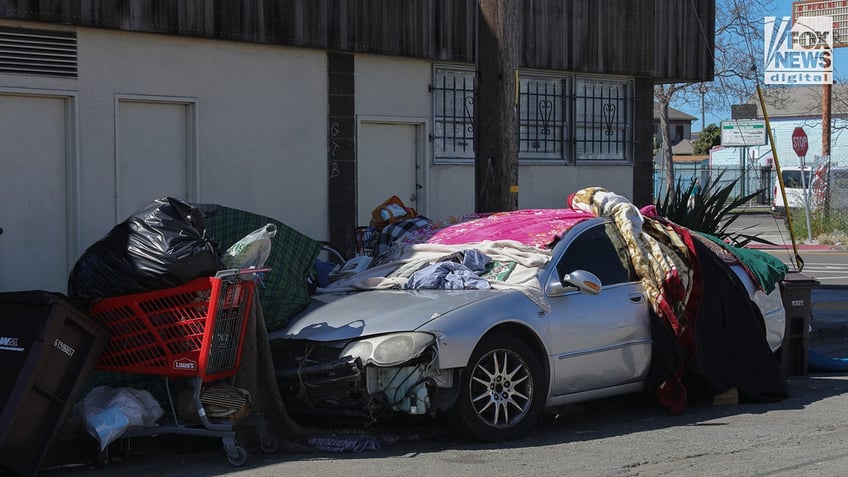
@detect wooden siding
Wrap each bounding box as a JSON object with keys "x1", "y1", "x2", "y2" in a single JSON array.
[
  {"x1": 521, "y1": 0, "x2": 655, "y2": 76},
  {"x1": 0, "y1": 0, "x2": 713, "y2": 81},
  {"x1": 652, "y1": 0, "x2": 715, "y2": 82}
]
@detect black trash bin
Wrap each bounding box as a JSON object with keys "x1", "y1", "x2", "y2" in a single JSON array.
[
  {"x1": 0, "y1": 291, "x2": 109, "y2": 477},
  {"x1": 779, "y1": 272, "x2": 821, "y2": 376}
]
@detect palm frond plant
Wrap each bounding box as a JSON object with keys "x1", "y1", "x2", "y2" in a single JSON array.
[{"x1": 655, "y1": 170, "x2": 776, "y2": 247}]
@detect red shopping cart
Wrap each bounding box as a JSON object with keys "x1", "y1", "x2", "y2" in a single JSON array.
[{"x1": 89, "y1": 268, "x2": 277, "y2": 466}]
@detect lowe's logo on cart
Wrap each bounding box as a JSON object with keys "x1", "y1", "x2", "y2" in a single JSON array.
[
  {"x1": 0, "y1": 336, "x2": 24, "y2": 352},
  {"x1": 173, "y1": 358, "x2": 197, "y2": 371}
]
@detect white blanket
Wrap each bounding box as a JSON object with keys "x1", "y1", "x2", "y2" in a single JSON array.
[{"x1": 317, "y1": 240, "x2": 553, "y2": 311}]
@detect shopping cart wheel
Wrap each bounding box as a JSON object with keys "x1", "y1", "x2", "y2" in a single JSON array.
[
  {"x1": 226, "y1": 446, "x2": 248, "y2": 467},
  {"x1": 259, "y1": 434, "x2": 280, "y2": 454}
]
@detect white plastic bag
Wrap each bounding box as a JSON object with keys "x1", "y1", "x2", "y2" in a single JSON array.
[
  {"x1": 82, "y1": 386, "x2": 165, "y2": 450},
  {"x1": 222, "y1": 223, "x2": 277, "y2": 269}
]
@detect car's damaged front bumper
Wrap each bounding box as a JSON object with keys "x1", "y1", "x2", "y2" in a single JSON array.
[{"x1": 273, "y1": 332, "x2": 456, "y2": 420}]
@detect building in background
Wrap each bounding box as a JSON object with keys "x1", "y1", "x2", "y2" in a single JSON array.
[
  {"x1": 653, "y1": 104, "x2": 698, "y2": 148},
  {"x1": 702, "y1": 85, "x2": 848, "y2": 206},
  {"x1": 652, "y1": 105, "x2": 711, "y2": 196},
  {"x1": 711, "y1": 85, "x2": 848, "y2": 170}
]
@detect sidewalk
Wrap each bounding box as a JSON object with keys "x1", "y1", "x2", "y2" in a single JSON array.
[
  {"x1": 732, "y1": 207, "x2": 844, "y2": 251},
  {"x1": 737, "y1": 223, "x2": 838, "y2": 252}
]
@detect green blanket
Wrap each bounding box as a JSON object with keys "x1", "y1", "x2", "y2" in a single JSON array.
[
  {"x1": 197, "y1": 204, "x2": 324, "y2": 330},
  {"x1": 698, "y1": 233, "x2": 788, "y2": 294}
]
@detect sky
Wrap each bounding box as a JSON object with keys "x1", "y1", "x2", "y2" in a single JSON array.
[{"x1": 678, "y1": 0, "x2": 848, "y2": 131}]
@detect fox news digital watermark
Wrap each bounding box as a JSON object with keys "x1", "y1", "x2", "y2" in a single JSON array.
[{"x1": 764, "y1": 16, "x2": 832, "y2": 85}]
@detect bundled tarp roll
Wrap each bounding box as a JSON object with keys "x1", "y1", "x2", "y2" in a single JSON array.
[{"x1": 68, "y1": 197, "x2": 224, "y2": 304}]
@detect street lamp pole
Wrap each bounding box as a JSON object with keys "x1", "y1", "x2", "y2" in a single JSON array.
[{"x1": 699, "y1": 83, "x2": 708, "y2": 132}]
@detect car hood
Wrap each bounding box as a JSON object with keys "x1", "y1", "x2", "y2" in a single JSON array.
[{"x1": 280, "y1": 289, "x2": 499, "y2": 341}]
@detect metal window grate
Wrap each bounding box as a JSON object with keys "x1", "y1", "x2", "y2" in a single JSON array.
[
  {"x1": 0, "y1": 27, "x2": 78, "y2": 78},
  {"x1": 519, "y1": 76, "x2": 565, "y2": 160},
  {"x1": 432, "y1": 68, "x2": 632, "y2": 164},
  {"x1": 575, "y1": 79, "x2": 631, "y2": 161},
  {"x1": 432, "y1": 68, "x2": 476, "y2": 159}
]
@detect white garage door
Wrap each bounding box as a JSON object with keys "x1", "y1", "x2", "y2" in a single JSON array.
[
  {"x1": 0, "y1": 93, "x2": 72, "y2": 293},
  {"x1": 116, "y1": 98, "x2": 195, "y2": 221},
  {"x1": 357, "y1": 120, "x2": 425, "y2": 226}
]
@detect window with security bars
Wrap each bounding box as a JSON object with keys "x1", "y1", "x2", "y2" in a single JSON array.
[
  {"x1": 519, "y1": 75, "x2": 566, "y2": 160},
  {"x1": 432, "y1": 67, "x2": 633, "y2": 164},
  {"x1": 432, "y1": 67, "x2": 476, "y2": 160},
  {"x1": 574, "y1": 78, "x2": 632, "y2": 161}
]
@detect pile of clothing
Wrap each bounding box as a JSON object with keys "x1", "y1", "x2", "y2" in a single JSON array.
[{"x1": 569, "y1": 187, "x2": 789, "y2": 413}]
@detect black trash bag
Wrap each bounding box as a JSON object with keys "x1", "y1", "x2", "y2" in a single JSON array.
[{"x1": 68, "y1": 197, "x2": 224, "y2": 304}]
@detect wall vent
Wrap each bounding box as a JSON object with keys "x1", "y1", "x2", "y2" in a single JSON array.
[{"x1": 0, "y1": 27, "x2": 77, "y2": 78}]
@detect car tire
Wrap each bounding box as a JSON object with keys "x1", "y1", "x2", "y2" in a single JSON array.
[{"x1": 450, "y1": 333, "x2": 547, "y2": 442}]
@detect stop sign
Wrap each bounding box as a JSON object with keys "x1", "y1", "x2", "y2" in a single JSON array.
[{"x1": 792, "y1": 127, "x2": 809, "y2": 157}]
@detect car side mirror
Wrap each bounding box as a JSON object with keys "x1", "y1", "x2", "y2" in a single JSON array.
[
  {"x1": 564, "y1": 270, "x2": 602, "y2": 295},
  {"x1": 546, "y1": 269, "x2": 603, "y2": 296}
]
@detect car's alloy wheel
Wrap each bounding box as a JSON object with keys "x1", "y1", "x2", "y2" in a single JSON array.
[{"x1": 452, "y1": 333, "x2": 546, "y2": 441}]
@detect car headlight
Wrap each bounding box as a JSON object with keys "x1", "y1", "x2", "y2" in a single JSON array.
[{"x1": 341, "y1": 332, "x2": 436, "y2": 367}]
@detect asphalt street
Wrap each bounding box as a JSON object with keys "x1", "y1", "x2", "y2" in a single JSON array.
[{"x1": 40, "y1": 375, "x2": 848, "y2": 477}]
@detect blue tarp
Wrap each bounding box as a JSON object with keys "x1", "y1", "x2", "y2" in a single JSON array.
[{"x1": 808, "y1": 349, "x2": 848, "y2": 373}]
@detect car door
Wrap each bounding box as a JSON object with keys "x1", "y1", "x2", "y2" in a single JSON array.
[{"x1": 545, "y1": 222, "x2": 651, "y2": 396}]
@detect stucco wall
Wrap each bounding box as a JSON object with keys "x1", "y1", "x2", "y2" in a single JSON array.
[
  {"x1": 425, "y1": 163, "x2": 633, "y2": 218},
  {"x1": 355, "y1": 54, "x2": 431, "y2": 118},
  {"x1": 353, "y1": 52, "x2": 481, "y2": 219},
  {"x1": 1, "y1": 21, "x2": 329, "y2": 255},
  {"x1": 1, "y1": 19, "x2": 636, "y2": 290},
  {"x1": 519, "y1": 165, "x2": 633, "y2": 209},
  {"x1": 83, "y1": 28, "x2": 328, "y2": 243},
  {"x1": 353, "y1": 53, "x2": 634, "y2": 219}
]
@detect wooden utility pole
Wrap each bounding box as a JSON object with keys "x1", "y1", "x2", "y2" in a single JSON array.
[
  {"x1": 823, "y1": 82, "x2": 831, "y2": 220},
  {"x1": 475, "y1": 0, "x2": 519, "y2": 213},
  {"x1": 823, "y1": 83, "x2": 831, "y2": 157}
]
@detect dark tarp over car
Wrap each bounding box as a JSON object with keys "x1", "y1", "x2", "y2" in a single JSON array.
[{"x1": 684, "y1": 236, "x2": 788, "y2": 403}]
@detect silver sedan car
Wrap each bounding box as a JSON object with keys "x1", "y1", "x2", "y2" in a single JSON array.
[{"x1": 270, "y1": 213, "x2": 786, "y2": 441}]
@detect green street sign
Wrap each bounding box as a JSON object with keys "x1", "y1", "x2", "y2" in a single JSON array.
[{"x1": 720, "y1": 119, "x2": 767, "y2": 146}]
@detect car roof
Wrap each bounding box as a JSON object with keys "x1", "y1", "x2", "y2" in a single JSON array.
[{"x1": 423, "y1": 208, "x2": 596, "y2": 249}]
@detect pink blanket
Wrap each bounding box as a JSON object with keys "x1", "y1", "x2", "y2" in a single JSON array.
[{"x1": 425, "y1": 209, "x2": 595, "y2": 248}]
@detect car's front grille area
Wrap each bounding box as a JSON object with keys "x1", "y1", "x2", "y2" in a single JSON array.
[
  {"x1": 270, "y1": 339, "x2": 375, "y2": 418},
  {"x1": 270, "y1": 339, "x2": 345, "y2": 370}
]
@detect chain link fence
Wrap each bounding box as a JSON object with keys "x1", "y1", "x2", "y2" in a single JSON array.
[
  {"x1": 654, "y1": 159, "x2": 848, "y2": 240},
  {"x1": 653, "y1": 164, "x2": 776, "y2": 206}
]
